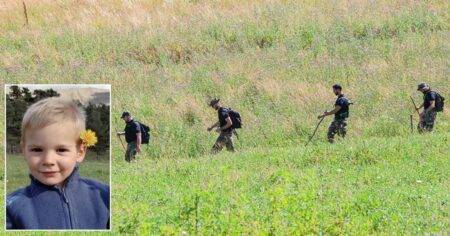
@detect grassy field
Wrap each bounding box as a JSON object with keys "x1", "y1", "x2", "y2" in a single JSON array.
[
  {"x1": 0, "y1": 0, "x2": 449, "y2": 234},
  {"x1": 6, "y1": 153, "x2": 110, "y2": 194},
  {"x1": 113, "y1": 134, "x2": 449, "y2": 234},
  {"x1": 1, "y1": 0, "x2": 448, "y2": 159}
]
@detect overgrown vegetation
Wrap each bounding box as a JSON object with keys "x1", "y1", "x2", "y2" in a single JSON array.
[
  {"x1": 0, "y1": 0, "x2": 449, "y2": 234},
  {"x1": 112, "y1": 135, "x2": 449, "y2": 234}
]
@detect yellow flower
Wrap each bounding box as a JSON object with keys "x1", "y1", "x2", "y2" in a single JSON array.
[{"x1": 80, "y1": 129, "x2": 98, "y2": 147}]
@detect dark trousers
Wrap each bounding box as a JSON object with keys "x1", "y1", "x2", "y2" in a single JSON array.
[
  {"x1": 418, "y1": 110, "x2": 437, "y2": 133},
  {"x1": 211, "y1": 130, "x2": 235, "y2": 154},
  {"x1": 125, "y1": 142, "x2": 137, "y2": 162},
  {"x1": 327, "y1": 119, "x2": 347, "y2": 143}
]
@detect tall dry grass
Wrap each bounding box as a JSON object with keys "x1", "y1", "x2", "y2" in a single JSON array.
[
  {"x1": 0, "y1": 0, "x2": 449, "y2": 233},
  {"x1": 1, "y1": 0, "x2": 449, "y2": 159}
]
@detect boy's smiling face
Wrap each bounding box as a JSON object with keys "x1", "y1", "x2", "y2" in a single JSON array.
[{"x1": 22, "y1": 121, "x2": 86, "y2": 187}]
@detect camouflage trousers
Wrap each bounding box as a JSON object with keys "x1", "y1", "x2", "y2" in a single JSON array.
[
  {"x1": 125, "y1": 141, "x2": 137, "y2": 162},
  {"x1": 211, "y1": 130, "x2": 235, "y2": 154},
  {"x1": 327, "y1": 119, "x2": 347, "y2": 143},
  {"x1": 418, "y1": 110, "x2": 437, "y2": 133}
]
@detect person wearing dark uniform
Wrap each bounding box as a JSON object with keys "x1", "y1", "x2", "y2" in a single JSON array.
[
  {"x1": 117, "y1": 112, "x2": 141, "y2": 162},
  {"x1": 318, "y1": 84, "x2": 350, "y2": 143},
  {"x1": 207, "y1": 99, "x2": 235, "y2": 154},
  {"x1": 415, "y1": 83, "x2": 439, "y2": 132}
]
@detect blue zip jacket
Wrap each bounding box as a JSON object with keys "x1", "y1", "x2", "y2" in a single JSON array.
[{"x1": 6, "y1": 167, "x2": 110, "y2": 230}]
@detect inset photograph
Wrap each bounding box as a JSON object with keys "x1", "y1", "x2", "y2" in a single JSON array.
[{"x1": 5, "y1": 84, "x2": 111, "y2": 230}]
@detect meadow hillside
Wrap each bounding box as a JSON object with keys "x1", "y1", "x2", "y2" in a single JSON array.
[
  {"x1": 0, "y1": 0, "x2": 449, "y2": 234},
  {"x1": 112, "y1": 134, "x2": 449, "y2": 234}
]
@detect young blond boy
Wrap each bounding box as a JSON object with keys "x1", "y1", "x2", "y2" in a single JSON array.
[{"x1": 7, "y1": 97, "x2": 110, "y2": 230}]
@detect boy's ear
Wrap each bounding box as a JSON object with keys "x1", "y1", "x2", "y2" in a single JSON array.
[{"x1": 76, "y1": 144, "x2": 87, "y2": 163}]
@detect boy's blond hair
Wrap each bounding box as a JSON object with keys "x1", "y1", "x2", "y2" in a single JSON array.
[{"x1": 21, "y1": 97, "x2": 86, "y2": 146}]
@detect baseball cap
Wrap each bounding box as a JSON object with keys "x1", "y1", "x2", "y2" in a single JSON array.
[
  {"x1": 121, "y1": 111, "x2": 130, "y2": 118},
  {"x1": 209, "y1": 98, "x2": 220, "y2": 107},
  {"x1": 417, "y1": 82, "x2": 429, "y2": 90}
]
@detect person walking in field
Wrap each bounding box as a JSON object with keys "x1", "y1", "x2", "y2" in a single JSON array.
[
  {"x1": 117, "y1": 112, "x2": 141, "y2": 162},
  {"x1": 207, "y1": 99, "x2": 242, "y2": 154},
  {"x1": 318, "y1": 84, "x2": 350, "y2": 143},
  {"x1": 414, "y1": 83, "x2": 445, "y2": 133}
]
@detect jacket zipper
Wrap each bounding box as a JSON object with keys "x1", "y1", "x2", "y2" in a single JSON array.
[{"x1": 60, "y1": 188, "x2": 74, "y2": 229}]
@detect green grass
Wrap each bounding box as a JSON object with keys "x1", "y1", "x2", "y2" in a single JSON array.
[
  {"x1": 1, "y1": 0, "x2": 449, "y2": 234},
  {"x1": 6, "y1": 153, "x2": 109, "y2": 194},
  {"x1": 113, "y1": 134, "x2": 449, "y2": 234}
]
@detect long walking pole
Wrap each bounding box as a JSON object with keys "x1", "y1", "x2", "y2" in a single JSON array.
[
  {"x1": 409, "y1": 96, "x2": 421, "y2": 132},
  {"x1": 409, "y1": 114, "x2": 413, "y2": 133},
  {"x1": 114, "y1": 115, "x2": 126, "y2": 151},
  {"x1": 409, "y1": 96, "x2": 420, "y2": 116},
  {"x1": 305, "y1": 112, "x2": 326, "y2": 147},
  {"x1": 115, "y1": 127, "x2": 126, "y2": 151}
]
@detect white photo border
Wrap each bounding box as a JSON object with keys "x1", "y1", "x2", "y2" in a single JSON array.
[{"x1": 3, "y1": 83, "x2": 112, "y2": 232}]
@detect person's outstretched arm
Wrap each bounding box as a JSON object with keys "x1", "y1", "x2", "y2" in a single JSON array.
[
  {"x1": 318, "y1": 105, "x2": 341, "y2": 119},
  {"x1": 207, "y1": 121, "x2": 220, "y2": 131}
]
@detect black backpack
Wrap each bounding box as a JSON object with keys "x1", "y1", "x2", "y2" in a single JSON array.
[
  {"x1": 433, "y1": 91, "x2": 445, "y2": 112},
  {"x1": 226, "y1": 108, "x2": 242, "y2": 129},
  {"x1": 137, "y1": 121, "x2": 151, "y2": 144}
]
